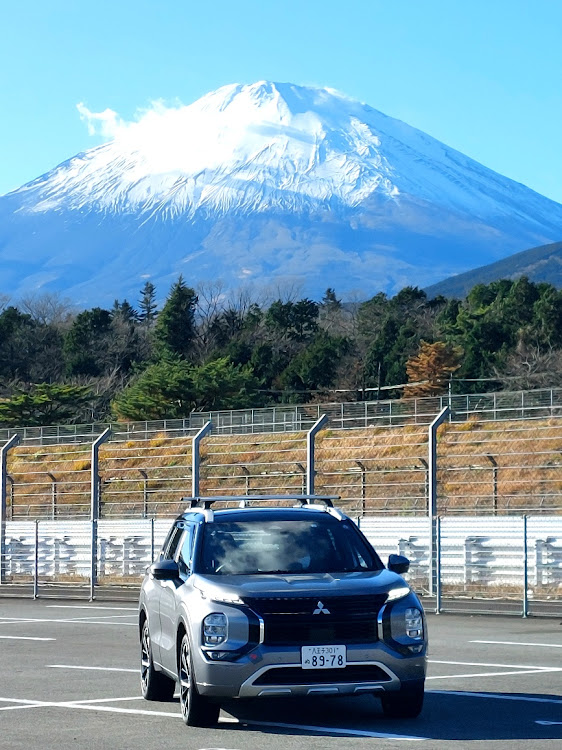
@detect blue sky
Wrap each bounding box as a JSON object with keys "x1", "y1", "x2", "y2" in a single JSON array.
[{"x1": 2, "y1": 0, "x2": 562, "y2": 202}]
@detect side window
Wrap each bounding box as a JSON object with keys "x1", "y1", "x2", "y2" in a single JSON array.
[
  {"x1": 177, "y1": 525, "x2": 195, "y2": 577},
  {"x1": 161, "y1": 525, "x2": 183, "y2": 561}
]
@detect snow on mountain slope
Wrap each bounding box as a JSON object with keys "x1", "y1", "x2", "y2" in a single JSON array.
[{"x1": 2, "y1": 81, "x2": 562, "y2": 305}]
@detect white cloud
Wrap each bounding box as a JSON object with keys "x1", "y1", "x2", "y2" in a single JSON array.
[
  {"x1": 76, "y1": 99, "x2": 183, "y2": 140},
  {"x1": 76, "y1": 102, "x2": 125, "y2": 138}
]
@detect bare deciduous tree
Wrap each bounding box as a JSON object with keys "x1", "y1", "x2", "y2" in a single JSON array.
[{"x1": 18, "y1": 291, "x2": 75, "y2": 327}]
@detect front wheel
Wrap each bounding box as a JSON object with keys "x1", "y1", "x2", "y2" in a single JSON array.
[
  {"x1": 380, "y1": 680, "x2": 424, "y2": 719},
  {"x1": 140, "y1": 619, "x2": 175, "y2": 701},
  {"x1": 179, "y1": 633, "x2": 220, "y2": 727}
]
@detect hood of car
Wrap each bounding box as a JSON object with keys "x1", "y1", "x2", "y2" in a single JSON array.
[{"x1": 193, "y1": 568, "x2": 408, "y2": 601}]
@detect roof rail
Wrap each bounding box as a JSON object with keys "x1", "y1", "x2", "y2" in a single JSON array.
[{"x1": 182, "y1": 494, "x2": 339, "y2": 510}]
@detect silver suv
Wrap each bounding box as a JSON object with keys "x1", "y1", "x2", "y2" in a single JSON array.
[{"x1": 138, "y1": 496, "x2": 427, "y2": 726}]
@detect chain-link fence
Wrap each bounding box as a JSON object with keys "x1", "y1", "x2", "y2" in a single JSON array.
[
  {"x1": 2, "y1": 418, "x2": 561, "y2": 519},
  {"x1": 1, "y1": 387, "x2": 562, "y2": 445}
]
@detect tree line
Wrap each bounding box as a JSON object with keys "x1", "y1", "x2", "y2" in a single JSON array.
[{"x1": 0, "y1": 275, "x2": 561, "y2": 427}]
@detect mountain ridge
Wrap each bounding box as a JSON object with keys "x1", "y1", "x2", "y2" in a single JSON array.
[
  {"x1": 2, "y1": 80, "x2": 562, "y2": 305},
  {"x1": 425, "y1": 240, "x2": 562, "y2": 298}
]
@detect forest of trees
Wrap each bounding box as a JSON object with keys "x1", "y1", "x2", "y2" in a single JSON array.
[{"x1": 0, "y1": 275, "x2": 561, "y2": 427}]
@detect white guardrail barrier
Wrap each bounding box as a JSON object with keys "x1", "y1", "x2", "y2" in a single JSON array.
[{"x1": 1, "y1": 516, "x2": 561, "y2": 614}]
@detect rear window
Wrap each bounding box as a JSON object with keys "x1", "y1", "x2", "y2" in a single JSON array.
[{"x1": 198, "y1": 518, "x2": 382, "y2": 575}]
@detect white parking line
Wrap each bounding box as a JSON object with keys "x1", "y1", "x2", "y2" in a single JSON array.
[
  {"x1": 46, "y1": 605, "x2": 137, "y2": 611},
  {"x1": 4, "y1": 695, "x2": 430, "y2": 740},
  {"x1": 221, "y1": 717, "x2": 427, "y2": 740},
  {"x1": 0, "y1": 697, "x2": 179, "y2": 718},
  {"x1": 471, "y1": 640, "x2": 562, "y2": 649},
  {"x1": 0, "y1": 617, "x2": 136, "y2": 627},
  {"x1": 58, "y1": 702, "x2": 181, "y2": 718},
  {"x1": 426, "y1": 659, "x2": 562, "y2": 681},
  {"x1": 429, "y1": 659, "x2": 560, "y2": 671},
  {"x1": 0, "y1": 695, "x2": 427, "y2": 739},
  {"x1": 47, "y1": 664, "x2": 137, "y2": 673},
  {"x1": 67, "y1": 695, "x2": 147, "y2": 704},
  {"x1": 0, "y1": 635, "x2": 55, "y2": 641},
  {"x1": 429, "y1": 690, "x2": 562, "y2": 705},
  {"x1": 427, "y1": 668, "x2": 559, "y2": 680}
]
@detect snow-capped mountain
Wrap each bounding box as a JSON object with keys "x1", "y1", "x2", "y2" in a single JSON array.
[{"x1": 2, "y1": 81, "x2": 562, "y2": 306}]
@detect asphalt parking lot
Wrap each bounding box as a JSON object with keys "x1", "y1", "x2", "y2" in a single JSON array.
[{"x1": 0, "y1": 598, "x2": 561, "y2": 749}]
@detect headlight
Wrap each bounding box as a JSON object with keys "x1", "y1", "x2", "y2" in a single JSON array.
[
  {"x1": 405, "y1": 607, "x2": 423, "y2": 639},
  {"x1": 386, "y1": 586, "x2": 411, "y2": 602},
  {"x1": 211, "y1": 593, "x2": 244, "y2": 605},
  {"x1": 203, "y1": 613, "x2": 228, "y2": 645}
]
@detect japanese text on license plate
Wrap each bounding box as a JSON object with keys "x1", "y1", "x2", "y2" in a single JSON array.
[{"x1": 301, "y1": 645, "x2": 346, "y2": 669}]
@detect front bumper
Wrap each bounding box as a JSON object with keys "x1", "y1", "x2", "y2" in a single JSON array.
[{"x1": 193, "y1": 641, "x2": 427, "y2": 699}]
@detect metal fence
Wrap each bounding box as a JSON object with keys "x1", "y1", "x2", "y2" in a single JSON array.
[
  {"x1": 1, "y1": 387, "x2": 562, "y2": 446},
  {"x1": 1, "y1": 515, "x2": 560, "y2": 617},
  {"x1": 2, "y1": 415, "x2": 561, "y2": 519}
]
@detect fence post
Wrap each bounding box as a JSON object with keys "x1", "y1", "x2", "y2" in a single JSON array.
[
  {"x1": 241, "y1": 466, "x2": 250, "y2": 496},
  {"x1": 428, "y1": 407, "x2": 450, "y2": 597},
  {"x1": 33, "y1": 520, "x2": 39, "y2": 600},
  {"x1": 47, "y1": 473, "x2": 57, "y2": 519},
  {"x1": 150, "y1": 517, "x2": 155, "y2": 563},
  {"x1": 419, "y1": 458, "x2": 429, "y2": 513},
  {"x1": 354, "y1": 461, "x2": 366, "y2": 515},
  {"x1": 486, "y1": 455, "x2": 498, "y2": 515},
  {"x1": 192, "y1": 422, "x2": 212, "y2": 498},
  {"x1": 90, "y1": 428, "x2": 111, "y2": 601},
  {"x1": 139, "y1": 470, "x2": 148, "y2": 518},
  {"x1": 0, "y1": 434, "x2": 21, "y2": 585},
  {"x1": 523, "y1": 515, "x2": 529, "y2": 618},
  {"x1": 435, "y1": 516, "x2": 441, "y2": 615},
  {"x1": 7, "y1": 476, "x2": 14, "y2": 521},
  {"x1": 306, "y1": 415, "x2": 327, "y2": 496}
]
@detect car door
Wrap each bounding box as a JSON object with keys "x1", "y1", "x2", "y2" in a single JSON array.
[
  {"x1": 147, "y1": 523, "x2": 183, "y2": 666},
  {"x1": 159, "y1": 522, "x2": 195, "y2": 673}
]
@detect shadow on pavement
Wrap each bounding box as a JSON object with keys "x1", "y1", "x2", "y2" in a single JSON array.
[{"x1": 220, "y1": 690, "x2": 562, "y2": 741}]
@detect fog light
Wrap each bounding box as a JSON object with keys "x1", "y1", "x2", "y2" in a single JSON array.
[
  {"x1": 208, "y1": 650, "x2": 232, "y2": 660},
  {"x1": 203, "y1": 613, "x2": 227, "y2": 645},
  {"x1": 405, "y1": 607, "x2": 423, "y2": 639}
]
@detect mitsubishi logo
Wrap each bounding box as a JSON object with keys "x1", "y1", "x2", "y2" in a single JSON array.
[{"x1": 313, "y1": 600, "x2": 330, "y2": 615}]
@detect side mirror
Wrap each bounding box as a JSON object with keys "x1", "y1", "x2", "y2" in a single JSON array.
[
  {"x1": 150, "y1": 559, "x2": 180, "y2": 580},
  {"x1": 388, "y1": 554, "x2": 410, "y2": 575}
]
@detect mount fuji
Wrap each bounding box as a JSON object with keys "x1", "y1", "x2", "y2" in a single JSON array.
[{"x1": 1, "y1": 81, "x2": 562, "y2": 306}]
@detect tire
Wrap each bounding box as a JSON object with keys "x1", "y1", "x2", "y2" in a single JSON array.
[
  {"x1": 140, "y1": 619, "x2": 176, "y2": 701},
  {"x1": 178, "y1": 632, "x2": 220, "y2": 727},
  {"x1": 380, "y1": 680, "x2": 424, "y2": 719}
]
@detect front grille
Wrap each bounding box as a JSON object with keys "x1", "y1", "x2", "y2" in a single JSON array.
[
  {"x1": 243, "y1": 594, "x2": 387, "y2": 646},
  {"x1": 253, "y1": 665, "x2": 390, "y2": 685}
]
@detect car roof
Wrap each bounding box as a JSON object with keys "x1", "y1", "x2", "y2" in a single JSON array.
[{"x1": 179, "y1": 506, "x2": 347, "y2": 524}]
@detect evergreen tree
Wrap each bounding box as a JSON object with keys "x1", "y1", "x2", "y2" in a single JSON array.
[
  {"x1": 278, "y1": 333, "x2": 349, "y2": 401},
  {"x1": 0, "y1": 383, "x2": 95, "y2": 427},
  {"x1": 112, "y1": 354, "x2": 259, "y2": 419},
  {"x1": 138, "y1": 281, "x2": 158, "y2": 326},
  {"x1": 153, "y1": 276, "x2": 198, "y2": 359},
  {"x1": 0, "y1": 307, "x2": 37, "y2": 380},
  {"x1": 321, "y1": 288, "x2": 341, "y2": 310},
  {"x1": 190, "y1": 357, "x2": 259, "y2": 411},
  {"x1": 63, "y1": 308, "x2": 113, "y2": 377},
  {"x1": 111, "y1": 299, "x2": 139, "y2": 323},
  {"x1": 265, "y1": 299, "x2": 319, "y2": 342},
  {"x1": 112, "y1": 355, "x2": 194, "y2": 420}
]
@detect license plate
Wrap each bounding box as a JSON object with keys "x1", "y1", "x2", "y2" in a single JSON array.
[{"x1": 301, "y1": 645, "x2": 346, "y2": 669}]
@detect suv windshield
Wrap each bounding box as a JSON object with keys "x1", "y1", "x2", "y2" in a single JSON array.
[{"x1": 198, "y1": 518, "x2": 382, "y2": 575}]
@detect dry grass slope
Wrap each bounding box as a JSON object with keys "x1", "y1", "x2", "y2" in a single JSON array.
[{"x1": 5, "y1": 417, "x2": 561, "y2": 519}]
